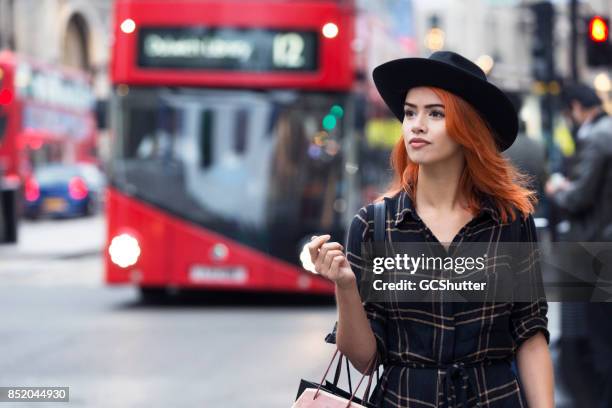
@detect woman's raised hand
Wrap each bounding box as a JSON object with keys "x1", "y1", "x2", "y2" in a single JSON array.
[{"x1": 308, "y1": 235, "x2": 356, "y2": 289}]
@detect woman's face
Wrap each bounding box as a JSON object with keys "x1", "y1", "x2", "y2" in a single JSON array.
[{"x1": 402, "y1": 87, "x2": 463, "y2": 165}]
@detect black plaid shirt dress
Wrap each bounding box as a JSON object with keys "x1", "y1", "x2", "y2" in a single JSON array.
[{"x1": 344, "y1": 190, "x2": 549, "y2": 408}]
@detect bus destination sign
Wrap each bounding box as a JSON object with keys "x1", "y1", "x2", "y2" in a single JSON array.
[{"x1": 138, "y1": 27, "x2": 318, "y2": 72}]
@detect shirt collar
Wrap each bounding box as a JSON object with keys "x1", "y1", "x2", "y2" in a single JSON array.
[
  {"x1": 392, "y1": 189, "x2": 417, "y2": 226},
  {"x1": 393, "y1": 189, "x2": 500, "y2": 226},
  {"x1": 478, "y1": 194, "x2": 501, "y2": 223}
]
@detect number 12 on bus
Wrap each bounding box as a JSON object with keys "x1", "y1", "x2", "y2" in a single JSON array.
[{"x1": 106, "y1": 0, "x2": 359, "y2": 299}]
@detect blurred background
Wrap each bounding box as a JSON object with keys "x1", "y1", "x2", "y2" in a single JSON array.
[{"x1": 0, "y1": 0, "x2": 610, "y2": 406}]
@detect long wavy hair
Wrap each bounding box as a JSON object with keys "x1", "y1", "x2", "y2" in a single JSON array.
[{"x1": 379, "y1": 87, "x2": 536, "y2": 223}]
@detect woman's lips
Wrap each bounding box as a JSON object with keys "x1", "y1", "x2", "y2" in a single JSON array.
[{"x1": 409, "y1": 139, "x2": 431, "y2": 149}]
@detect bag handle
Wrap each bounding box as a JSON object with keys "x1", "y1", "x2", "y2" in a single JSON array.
[
  {"x1": 332, "y1": 352, "x2": 352, "y2": 395},
  {"x1": 335, "y1": 352, "x2": 379, "y2": 403},
  {"x1": 315, "y1": 348, "x2": 341, "y2": 395},
  {"x1": 314, "y1": 349, "x2": 379, "y2": 407},
  {"x1": 345, "y1": 352, "x2": 378, "y2": 407}
]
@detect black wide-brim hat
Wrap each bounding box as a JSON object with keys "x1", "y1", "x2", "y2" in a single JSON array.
[{"x1": 373, "y1": 51, "x2": 518, "y2": 152}]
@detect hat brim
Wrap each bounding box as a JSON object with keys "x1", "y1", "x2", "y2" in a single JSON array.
[{"x1": 373, "y1": 58, "x2": 518, "y2": 151}]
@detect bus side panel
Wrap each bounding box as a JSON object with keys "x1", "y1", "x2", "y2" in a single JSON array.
[
  {"x1": 106, "y1": 188, "x2": 334, "y2": 294},
  {"x1": 169, "y1": 218, "x2": 333, "y2": 293},
  {"x1": 105, "y1": 187, "x2": 171, "y2": 285},
  {"x1": 0, "y1": 62, "x2": 20, "y2": 178}
]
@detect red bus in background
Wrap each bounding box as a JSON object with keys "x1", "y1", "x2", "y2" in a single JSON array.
[
  {"x1": 0, "y1": 51, "x2": 97, "y2": 241},
  {"x1": 106, "y1": 0, "x2": 364, "y2": 299}
]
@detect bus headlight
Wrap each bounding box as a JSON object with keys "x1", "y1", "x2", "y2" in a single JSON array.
[{"x1": 109, "y1": 233, "x2": 141, "y2": 268}]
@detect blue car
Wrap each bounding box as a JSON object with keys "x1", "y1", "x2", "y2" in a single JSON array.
[{"x1": 24, "y1": 163, "x2": 106, "y2": 219}]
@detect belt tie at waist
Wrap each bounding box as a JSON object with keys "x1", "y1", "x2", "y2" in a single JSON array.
[
  {"x1": 384, "y1": 360, "x2": 506, "y2": 408},
  {"x1": 443, "y1": 362, "x2": 480, "y2": 408}
]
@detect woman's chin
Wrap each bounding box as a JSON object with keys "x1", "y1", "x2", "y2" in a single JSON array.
[
  {"x1": 408, "y1": 150, "x2": 460, "y2": 166},
  {"x1": 407, "y1": 154, "x2": 433, "y2": 164}
]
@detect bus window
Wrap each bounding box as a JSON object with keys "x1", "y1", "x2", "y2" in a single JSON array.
[
  {"x1": 131, "y1": 105, "x2": 182, "y2": 163},
  {"x1": 199, "y1": 110, "x2": 213, "y2": 168},
  {"x1": 111, "y1": 88, "x2": 346, "y2": 263},
  {"x1": 129, "y1": 108, "x2": 157, "y2": 159},
  {"x1": 234, "y1": 109, "x2": 248, "y2": 154}
]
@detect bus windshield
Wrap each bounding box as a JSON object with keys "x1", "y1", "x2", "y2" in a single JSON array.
[{"x1": 110, "y1": 87, "x2": 347, "y2": 263}]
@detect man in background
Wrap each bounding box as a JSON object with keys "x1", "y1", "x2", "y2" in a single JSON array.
[
  {"x1": 546, "y1": 83, "x2": 612, "y2": 408},
  {"x1": 547, "y1": 84, "x2": 612, "y2": 241}
]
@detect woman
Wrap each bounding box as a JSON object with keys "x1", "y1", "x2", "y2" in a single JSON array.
[{"x1": 308, "y1": 52, "x2": 554, "y2": 407}]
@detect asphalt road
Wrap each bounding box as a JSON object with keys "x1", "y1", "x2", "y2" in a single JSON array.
[
  {"x1": 0, "y1": 215, "x2": 340, "y2": 408},
  {"x1": 0, "y1": 214, "x2": 564, "y2": 408},
  {"x1": 0, "y1": 286, "x2": 339, "y2": 407}
]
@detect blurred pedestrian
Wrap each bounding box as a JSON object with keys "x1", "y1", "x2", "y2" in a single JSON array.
[
  {"x1": 546, "y1": 84, "x2": 612, "y2": 241},
  {"x1": 546, "y1": 83, "x2": 612, "y2": 408},
  {"x1": 503, "y1": 93, "x2": 548, "y2": 219}
]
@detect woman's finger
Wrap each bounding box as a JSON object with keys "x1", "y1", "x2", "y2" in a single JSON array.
[
  {"x1": 316, "y1": 241, "x2": 339, "y2": 270},
  {"x1": 318, "y1": 242, "x2": 343, "y2": 264},
  {"x1": 323, "y1": 249, "x2": 343, "y2": 272},
  {"x1": 308, "y1": 235, "x2": 330, "y2": 266},
  {"x1": 321, "y1": 242, "x2": 343, "y2": 253},
  {"x1": 328, "y1": 255, "x2": 345, "y2": 279}
]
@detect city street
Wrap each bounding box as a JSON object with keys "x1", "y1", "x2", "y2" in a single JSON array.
[
  {"x1": 0, "y1": 0, "x2": 608, "y2": 405},
  {"x1": 0, "y1": 215, "x2": 339, "y2": 407},
  {"x1": 0, "y1": 215, "x2": 564, "y2": 407}
]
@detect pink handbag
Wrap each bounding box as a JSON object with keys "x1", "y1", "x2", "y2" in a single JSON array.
[
  {"x1": 293, "y1": 349, "x2": 377, "y2": 408},
  {"x1": 293, "y1": 388, "x2": 369, "y2": 408}
]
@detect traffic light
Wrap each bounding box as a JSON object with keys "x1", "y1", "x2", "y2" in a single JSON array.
[
  {"x1": 322, "y1": 104, "x2": 343, "y2": 131},
  {"x1": 586, "y1": 15, "x2": 611, "y2": 67},
  {"x1": 530, "y1": 2, "x2": 555, "y2": 82}
]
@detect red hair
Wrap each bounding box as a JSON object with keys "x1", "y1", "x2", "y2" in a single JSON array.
[{"x1": 380, "y1": 87, "x2": 536, "y2": 223}]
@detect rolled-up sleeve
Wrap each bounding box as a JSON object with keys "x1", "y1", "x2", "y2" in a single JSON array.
[
  {"x1": 510, "y1": 214, "x2": 550, "y2": 349},
  {"x1": 345, "y1": 205, "x2": 388, "y2": 360}
]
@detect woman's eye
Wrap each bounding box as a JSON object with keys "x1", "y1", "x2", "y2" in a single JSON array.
[
  {"x1": 430, "y1": 110, "x2": 445, "y2": 118},
  {"x1": 404, "y1": 110, "x2": 415, "y2": 117}
]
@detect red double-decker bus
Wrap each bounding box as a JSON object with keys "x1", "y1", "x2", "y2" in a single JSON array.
[
  {"x1": 106, "y1": 0, "x2": 369, "y2": 299},
  {"x1": 0, "y1": 51, "x2": 97, "y2": 242}
]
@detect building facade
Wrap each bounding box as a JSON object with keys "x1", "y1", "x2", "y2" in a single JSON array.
[{"x1": 0, "y1": 0, "x2": 112, "y2": 97}]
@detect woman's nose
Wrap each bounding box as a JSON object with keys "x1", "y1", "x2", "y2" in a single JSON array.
[
  {"x1": 411, "y1": 125, "x2": 425, "y2": 134},
  {"x1": 410, "y1": 113, "x2": 427, "y2": 134},
  {"x1": 411, "y1": 120, "x2": 426, "y2": 134}
]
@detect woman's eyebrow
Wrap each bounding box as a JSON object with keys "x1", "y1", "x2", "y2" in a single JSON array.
[{"x1": 404, "y1": 102, "x2": 445, "y2": 109}]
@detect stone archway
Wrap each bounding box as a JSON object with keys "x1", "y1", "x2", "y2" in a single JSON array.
[{"x1": 63, "y1": 13, "x2": 90, "y2": 70}]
